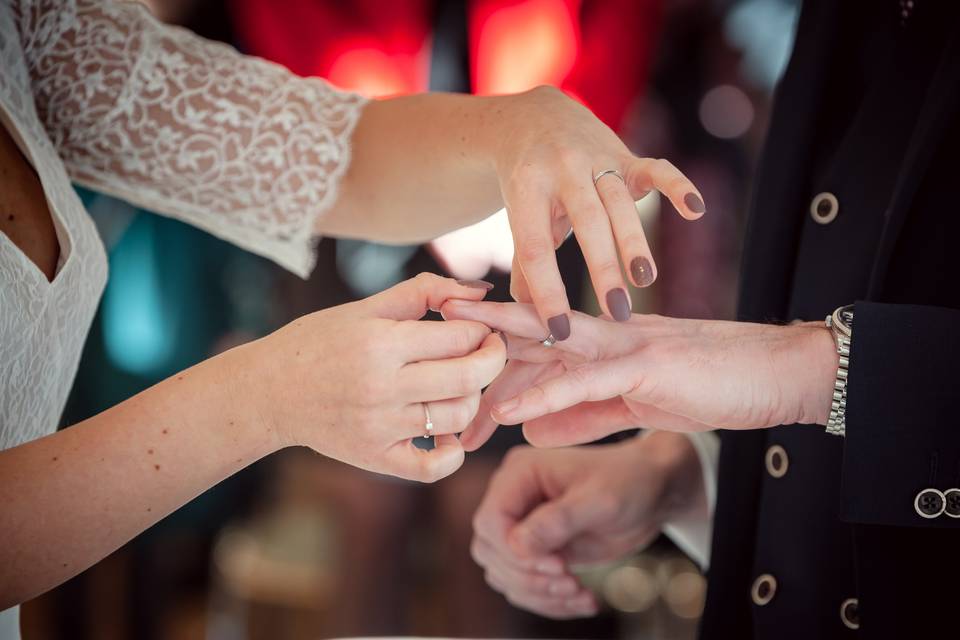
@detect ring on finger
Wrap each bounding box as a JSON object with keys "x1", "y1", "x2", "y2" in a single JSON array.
[
  {"x1": 541, "y1": 334, "x2": 557, "y2": 348},
  {"x1": 423, "y1": 402, "x2": 434, "y2": 439},
  {"x1": 593, "y1": 169, "x2": 625, "y2": 186}
]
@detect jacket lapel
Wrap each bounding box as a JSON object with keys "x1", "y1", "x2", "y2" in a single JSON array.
[{"x1": 866, "y1": 26, "x2": 960, "y2": 298}]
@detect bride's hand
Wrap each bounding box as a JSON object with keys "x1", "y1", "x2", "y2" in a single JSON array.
[
  {"x1": 441, "y1": 299, "x2": 837, "y2": 449},
  {"x1": 488, "y1": 86, "x2": 705, "y2": 338},
  {"x1": 239, "y1": 274, "x2": 507, "y2": 482}
]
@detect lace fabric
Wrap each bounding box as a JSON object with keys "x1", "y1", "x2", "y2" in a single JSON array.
[
  {"x1": 20, "y1": 0, "x2": 367, "y2": 277},
  {"x1": 0, "y1": 0, "x2": 365, "y2": 459}
]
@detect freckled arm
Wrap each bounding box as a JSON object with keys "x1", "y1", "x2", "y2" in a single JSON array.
[{"x1": 0, "y1": 344, "x2": 278, "y2": 610}]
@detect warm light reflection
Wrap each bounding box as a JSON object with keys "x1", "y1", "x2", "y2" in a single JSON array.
[{"x1": 472, "y1": 0, "x2": 581, "y2": 94}]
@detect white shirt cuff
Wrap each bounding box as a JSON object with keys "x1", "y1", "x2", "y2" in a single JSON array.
[{"x1": 662, "y1": 431, "x2": 720, "y2": 569}]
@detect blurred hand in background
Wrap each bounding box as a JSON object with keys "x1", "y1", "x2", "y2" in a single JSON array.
[{"x1": 471, "y1": 433, "x2": 706, "y2": 618}]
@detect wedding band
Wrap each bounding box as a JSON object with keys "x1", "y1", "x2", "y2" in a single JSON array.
[
  {"x1": 541, "y1": 334, "x2": 557, "y2": 347},
  {"x1": 593, "y1": 169, "x2": 625, "y2": 185},
  {"x1": 423, "y1": 403, "x2": 434, "y2": 439}
]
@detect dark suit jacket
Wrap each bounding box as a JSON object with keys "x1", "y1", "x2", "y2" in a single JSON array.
[{"x1": 700, "y1": 2, "x2": 960, "y2": 639}]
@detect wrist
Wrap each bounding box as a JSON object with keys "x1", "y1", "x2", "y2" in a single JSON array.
[
  {"x1": 781, "y1": 323, "x2": 839, "y2": 425},
  {"x1": 218, "y1": 338, "x2": 293, "y2": 456}
]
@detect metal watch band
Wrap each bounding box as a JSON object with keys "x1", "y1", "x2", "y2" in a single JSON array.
[{"x1": 824, "y1": 305, "x2": 854, "y2": 437}]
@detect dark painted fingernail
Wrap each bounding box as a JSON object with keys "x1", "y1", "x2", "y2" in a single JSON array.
[
  {"x1": 605, "y1": 288, "x2": 632, "y2": 322},
  {"x1": 495, "y1": 330, "x2": 508, "y2": 348},
  {"x1": 630, "y1": 256, "x2": 655, "y2": 287},
  {"x1": 684, "y1": 192, "x2": 706, "y2": 214},
  {"x1": 547, "y1": 314, "x2": 571, "y2": 341},
  {"x1": 457, "y1": 279, "x2": 495, "y2": 290}
]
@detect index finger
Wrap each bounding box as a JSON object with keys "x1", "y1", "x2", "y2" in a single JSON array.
[{"x1": 505, "y1": 186, "x2": 572, "y2": 341}]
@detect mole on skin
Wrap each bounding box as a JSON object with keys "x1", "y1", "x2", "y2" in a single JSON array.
[{"x1": 154, "y1": 464, "x2": 160, "y2": 471}]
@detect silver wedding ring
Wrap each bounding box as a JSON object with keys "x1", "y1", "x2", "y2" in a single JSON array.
[
  {"x1": 593, "y1": 169, "x2": 625, "y2": 186},
  {"x1": 423, "y1": 403, "x2": 434, "y2": 439},
  {"x1": 541, "y1": 334, "x2": 557, "y2": 348}
]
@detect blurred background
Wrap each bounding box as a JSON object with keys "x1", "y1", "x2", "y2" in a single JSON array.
[{"x1": 20, "y1": 0, "x2": 799, "y2": 638}]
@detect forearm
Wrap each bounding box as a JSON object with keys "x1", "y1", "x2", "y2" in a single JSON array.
[
  {"x1": 0, "y1": 343, "x2": 278, "y2": 609},
  {"x1": 325, "y1": 92, "x2": 506, "y2": 243}
]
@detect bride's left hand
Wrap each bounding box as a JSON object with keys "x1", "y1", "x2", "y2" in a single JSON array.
[
  {"x1": 486, "y1": 86, "x2": 706, "y2": 340},
  {"x1": 441, "y1": 300, "x2": 839, "y2": 449}
]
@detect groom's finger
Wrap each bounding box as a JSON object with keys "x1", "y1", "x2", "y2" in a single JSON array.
[
  {"x1": 492, "y1": 357, "x2": 639, "y2": 425},
  {"x1": 399, "y1": 333, "x2": 506, "y2": 402},
  {"x1": 522, "y1": 399, "x2": 640, "y2": 448},
  {"x1": 441, "y1": 300, "x2": 624, "y2": 360},
  {"x1": 459, "y1": 360, "x2": 555, "y2": 452}
]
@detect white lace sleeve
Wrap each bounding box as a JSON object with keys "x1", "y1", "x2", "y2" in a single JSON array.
[{"x1": 16, "y1": 0, "x2": 367, "y2": 277}]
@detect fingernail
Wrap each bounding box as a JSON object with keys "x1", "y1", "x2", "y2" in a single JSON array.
[
  {"x1": 684, "y1": 192, "x2": 706, "y2": 214},
  {"x1": 457, "y1": 279, "x2": 495, "y2": 290},
  {"x1": 605, "y1": 288, "x2": 631, "y2": 322},
  {"x1": 630, "y1": 256, "x2": 655, "y2": 288},
  {"x1": 547, "y1": 314, "x2": 571, "y2": 341},
  {"x1": 495, "y1": 330, "x2": 508, "y2": 348},
  {"x1": 495, "y1": 397, "x2": 521, "y2": 416}
]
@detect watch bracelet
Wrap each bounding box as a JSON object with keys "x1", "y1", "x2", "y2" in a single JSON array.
[{"x1": 825, "y1": 307, "x2": 854, "y2": 437}]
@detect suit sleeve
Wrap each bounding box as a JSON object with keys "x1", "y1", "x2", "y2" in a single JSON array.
[{"x1": 841, "y1": 301, "x2": 960, "y2": 526}]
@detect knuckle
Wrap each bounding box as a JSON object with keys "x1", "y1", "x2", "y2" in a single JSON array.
[
  {"x1": 516, "y1": 235, "x2": 554, "y2": 265},
  {"x1": 450, "y1": 400, "x2": 473, "y2": 431},
  {"x1": 413, "y1": 271, "x2": 440, "y2": 285},
  {"x1": 592, "y1": 491, "x2": 622, "y2": 521},
  {"x1": 668, "y1": 176, "x2": 691, "y2": 193},
  {"x1": 571, "y1": 205, "x2": 608, "y2": 231},
  {"x1": 554, "y1": 146, "x2": 584, "y2": 172},
  {"x1": 457, "y1": 365, "x2": 481, "y2": 394},
  {"x1": 619, "y1": 232, "x2": 648, "y2": 252},
  {"x1": 590, "y1": 259, "x2": 623, "y2": 283},
  {"x1": 451, "y1": 325, "x2": 476, "y2": 354}
]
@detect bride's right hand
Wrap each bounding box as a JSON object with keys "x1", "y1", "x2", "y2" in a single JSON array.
[{"x1": 238, "y1": 273, "x2": 506, "y2": 482}]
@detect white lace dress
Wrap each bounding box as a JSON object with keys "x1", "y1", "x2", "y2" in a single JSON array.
[{"x1": 0, "y1": 1, "x2": 365, "y2": 633}]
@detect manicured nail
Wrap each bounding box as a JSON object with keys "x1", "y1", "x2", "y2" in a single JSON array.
[
  {"x1": 495, "y1": 397, "x2": 521, "y2": 416},
  {"x1": 630, "y1": 256, "x2": 655, "y2": 288},
  {"x1": 684, "y1": 192, "x2": 706, "y2": 214},
  {"x1": 605, "y1": 288, "x2": 631, "y2": 322},
  {"x1": 547, "y1": 314, "x2": 571, "y2": 341},
  {"x1": 495, "y1": 330, "x2": 508, "y2": 348},
  {"x1": 457, "y1": 279, "x2": 494, "y2": 290}
]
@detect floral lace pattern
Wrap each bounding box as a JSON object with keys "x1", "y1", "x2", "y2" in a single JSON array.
[
  {"x1": 0, "y1": 0, "x2": 365, "y2": 452},
  {"x1": 20, "y1": 0, "x2": 366, "y2": 276}
]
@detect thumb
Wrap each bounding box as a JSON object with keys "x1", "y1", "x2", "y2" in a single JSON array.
[
  {"x1": 364, "y1": 272, "x2": 493, "y2": 320},
  {"x1": 509, "y1": 488, "x2": 601, "y2": 557}
]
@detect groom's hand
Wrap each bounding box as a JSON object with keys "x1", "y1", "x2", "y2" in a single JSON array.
[
  {"x1": 442, "y1": 299, "x2": 838, "y2": 446},
  {"x1": 472, "y1": 434, "x2": 703, "y2": 618}
]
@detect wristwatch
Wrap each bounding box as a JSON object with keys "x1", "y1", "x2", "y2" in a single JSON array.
[{"x1": 824, "y1": 305, "x2": 854, "y2": 436}]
